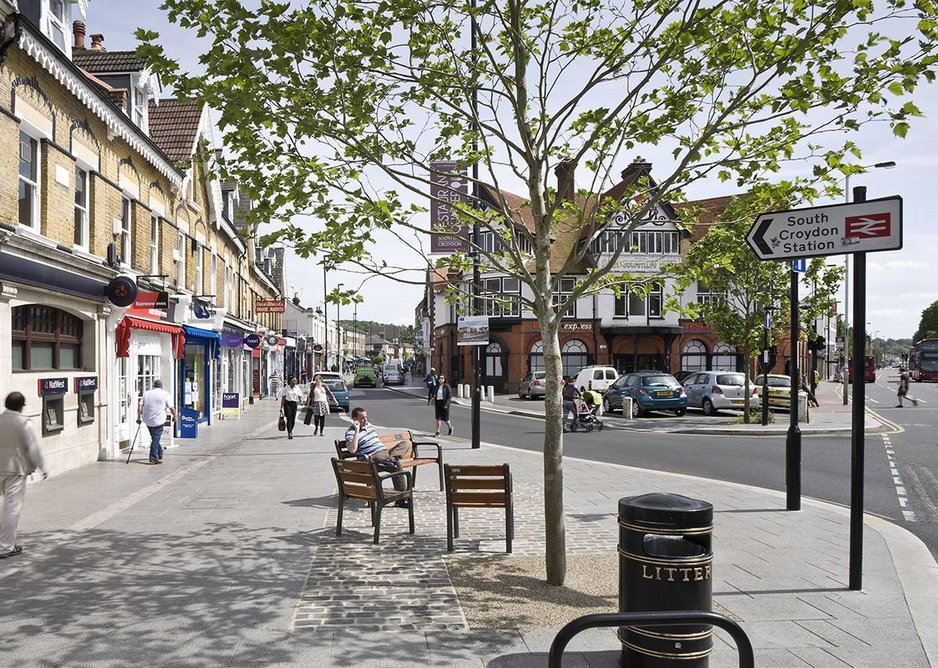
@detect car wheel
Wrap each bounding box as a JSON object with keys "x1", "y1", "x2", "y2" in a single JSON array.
[
  {"x1": 702, "y1": 398, "x2": 716, "y2": 416},
  {"x1": 674, "y1": 408, "x2": 687, "y2": 417},
  {"x1": 632, "y1": 401, "x2": 644, "y2": 419},
  {"x1": 603, "y1": 397, "x2": 612, "y2": 414}
]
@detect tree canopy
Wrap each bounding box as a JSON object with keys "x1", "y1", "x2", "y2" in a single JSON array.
[
  {"x1": 913, "y1": 299, "x2": 938, "y2": 342},
  {"x1": 139, "y1": 0, "x2": 938, "y2": 585}
]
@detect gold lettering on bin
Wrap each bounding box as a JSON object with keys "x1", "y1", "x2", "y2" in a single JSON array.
[{"x1": 640, "y1": 562, "x2": 712, "y2": 582}]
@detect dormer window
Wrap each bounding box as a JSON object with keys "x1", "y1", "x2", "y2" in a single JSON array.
[
  {"x1": 47, "y1": 0, "x2": 70, "y2": 53},
  {"x1": 132, "y1": 86, "x2": 147, "y2": 129}
]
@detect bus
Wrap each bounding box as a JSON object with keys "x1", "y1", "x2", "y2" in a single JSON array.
[
  {"x1": 848, "y1": 355, "x2": 876, "y2": 383},
  {"x1": 909, "y1": 338, "x2": 938, "y2": 382}
]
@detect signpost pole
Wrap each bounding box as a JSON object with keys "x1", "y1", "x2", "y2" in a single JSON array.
[
  {"x1": 786, "y1": 264, "x2": 802, "y2": 511},
  {"x1": 849, "y1": 186, "x2": 868, "y2": 591}
]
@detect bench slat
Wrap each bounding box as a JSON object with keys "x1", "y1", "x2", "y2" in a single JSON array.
[
  {"x1": 450, "y1": 491, "x2": 508, "y2": 506},
  {"x1": 448, "y1": 478, "x2": 508, "y2": 490}
]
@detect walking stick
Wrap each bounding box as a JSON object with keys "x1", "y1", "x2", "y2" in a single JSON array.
[{"x1": 126, "y1": 422, "x2": 142, "y2": 464}]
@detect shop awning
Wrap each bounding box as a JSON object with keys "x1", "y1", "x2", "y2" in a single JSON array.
[
  {"x1": 116, "y1": 316, "x2": 186, "y2": 359},
  {"x1": 183, "y1": 325, "x2": 222, "y2": 360}
]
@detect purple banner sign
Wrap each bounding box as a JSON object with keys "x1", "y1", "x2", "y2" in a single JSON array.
[
  {"x1": 430, "y1": 161, "x2": 470, "y2": 254},
  {"x1": 222, "y1": 393, "x2": 240, "y2": 408},
  {"x1": 221, "y1": 329, "x2": 245, "y2": 348}
]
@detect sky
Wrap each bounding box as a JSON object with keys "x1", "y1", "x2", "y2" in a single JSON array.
[{"x1": 90, "y1": 1, "x2": 938, "y2": 340}]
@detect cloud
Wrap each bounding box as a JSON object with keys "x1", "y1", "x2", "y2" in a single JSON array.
[{"x1": 868, "y1": 260, "x2": 930, "y2": 272}]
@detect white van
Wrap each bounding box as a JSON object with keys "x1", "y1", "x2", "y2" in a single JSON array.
[
  {"x1": 573, "y1": 366, "x2": 619, "y2": 393},
  {"x1": 383, "y1": 363, "x2": 404, "y2": 385}
]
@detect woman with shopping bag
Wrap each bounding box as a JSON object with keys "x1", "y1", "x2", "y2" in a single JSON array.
[
  {"x1": 280, "y1": 377, "x2": 303, "y2": 439},
  {"x1": 305, "y1": 374, "x2": 336, "y2": 436}
]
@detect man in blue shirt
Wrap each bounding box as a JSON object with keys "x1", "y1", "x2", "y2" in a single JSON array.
[{"x1": 345, "y1": 407, "x2": 407, "y2": 493}]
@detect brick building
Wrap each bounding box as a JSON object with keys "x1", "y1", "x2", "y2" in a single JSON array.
[{"x1": 0, "y1": 2, "x2": 281, "y2": 475}]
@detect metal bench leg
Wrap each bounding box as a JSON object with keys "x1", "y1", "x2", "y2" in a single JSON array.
[
  {"x1": 506, "y1": 498, "x2": 514, "y2": 554},
  {"x1": 336, "y1": 494, "x2": 345, "y2": 536},
  {"x1": 453, "y1": 507, "x2": 460, "y2": 538},
  {"x1": 408, "y1": 496, "x2": 415, "y2": 534},
  {"x1": 446, "y1": 501, "x2": 455, "y2": 552},
  {"x1": 411, "y1": 465, "x2": 418, "y2": 489},
  {"x1": 436, "y1": 459, "x2": 444, "y2": 491},
  {"x1": 373, "y1": 504, "x2": 384, "y2": 544}
]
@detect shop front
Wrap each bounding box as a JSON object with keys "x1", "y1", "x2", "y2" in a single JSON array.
[{"x1": 180, "y1": 325, "x2": 222, "y2": 424}]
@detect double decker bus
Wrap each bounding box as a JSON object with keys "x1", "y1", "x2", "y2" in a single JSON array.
[
  {"x1": 848, "y1": 355, "x2": 876, "y2": 383},
  {"x1": 909, "y1": 338, "x2": 938, "y2": 381}
]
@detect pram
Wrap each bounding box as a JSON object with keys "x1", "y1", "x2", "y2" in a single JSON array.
[{"x1": 569, "y1": 399, "x2": 604, "y2": 432}]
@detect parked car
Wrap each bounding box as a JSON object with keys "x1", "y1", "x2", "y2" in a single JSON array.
[
  {"x1": 353, "y1": 364, "x2": 378, "y2": 388},
  {"x1": 603, "y1": 371, "x2": 687, "y2": 417},
  {"x1": 518, "y1": 371, "x2": 547, "y2": 399},
  {"x1": 383, "y1": 363, "x2": 405, "y2": 385},
  {"x1": 683, "y1": 371, "x2": 760, "y2": 415},
  {"x1": 573, "y1": 365, "x2": 619, "y2": 393},
  {"x1": 672, "y1": 370, "x2": 695, "y2": 383},
  {"x1": 757, "y1": 374, "x2": 792, "y2": 409}
]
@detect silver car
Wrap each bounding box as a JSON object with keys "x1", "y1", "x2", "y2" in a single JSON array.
[
  {"x1": 518, "y1": 371, "x2": 546, "y2": 399},
  {"x1": 683, "y1": 371, "x2": 760, "y2": 415}
]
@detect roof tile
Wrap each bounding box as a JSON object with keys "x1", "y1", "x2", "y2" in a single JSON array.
[
  {"x1": 72, "y1": 49, "x2": 149, "y2": 73},
  {"x1": 148, "y1": 98, "x2": 203, "y2": 162}
]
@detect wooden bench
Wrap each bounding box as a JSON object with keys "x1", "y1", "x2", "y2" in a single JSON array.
[
  {"x1": 334, "y1": 430, "x2": 444, "y2": 490},
  {"x1": 331, "y1": 457, "x2": 414, "y2": 544},
  {"x1": 444, "y1": 463, "x2": 513, "y2": 553}
]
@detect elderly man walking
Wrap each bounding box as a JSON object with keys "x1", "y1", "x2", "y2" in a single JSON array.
[
  {"x1": 137, "y1": 380, "x2": 176, "y2": 464},
  {"x1": 0, "y1": 392, "x2": 47, "y2": 559}
]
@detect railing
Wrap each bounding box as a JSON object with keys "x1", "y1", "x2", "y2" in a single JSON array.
[{"x1": 548, "y1": 611, "x2": 754, "y2": 668}]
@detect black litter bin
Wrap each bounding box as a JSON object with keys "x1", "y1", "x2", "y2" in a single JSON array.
[{"x1": 618, "y1": 493, "x2": 713, "y2": 667}]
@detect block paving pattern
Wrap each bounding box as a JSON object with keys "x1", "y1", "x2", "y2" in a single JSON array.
[{"x1": 292, "y1": 481, "x2": 618, "y2": 631}]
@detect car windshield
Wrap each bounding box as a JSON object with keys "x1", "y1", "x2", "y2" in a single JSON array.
[
  {"x1": 641, "y1": 375, "x2": 680, "y2": 388},
  {"x1": 716, "y1": 373, "x2": 745, "y2": 386},
  {"x1": 766, "y1": 377, "x2": 790, "y2": 388},
  {"x1": 326, "y1": 380, "x2": 347, "y2": 392}
]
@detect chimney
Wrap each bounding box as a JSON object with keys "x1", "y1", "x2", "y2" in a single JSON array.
[
  {"x1": 90, "y1": 33, "x2": 105, "y2": 51},
  {"x1": 621, "y1": 156, "x2": 652, "y2": 181},
  {"x1": 73, "y1": 21, "x2": 86, "y2": 49},
  {"x1": 555, "y1": 158, "x2": 576, "y2": 202}
]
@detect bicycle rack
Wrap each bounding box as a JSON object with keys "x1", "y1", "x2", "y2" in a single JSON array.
[{"x1": 548, "y1": 610, "x2": 754, "y2": 668}]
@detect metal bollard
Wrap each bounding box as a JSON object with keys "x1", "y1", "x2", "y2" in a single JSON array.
[{"x1": 619, "y1": 493, "x2": 714, "y2": 666}]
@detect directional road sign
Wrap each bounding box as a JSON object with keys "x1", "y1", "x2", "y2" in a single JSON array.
[{"x1": 747, "y1": 196, "x2": 902, "y2": 261}]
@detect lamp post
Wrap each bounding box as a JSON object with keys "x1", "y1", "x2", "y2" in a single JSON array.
[
  {"x1": 336, "y1": 283, "x2": 345, "y2": 374},
  {"x1": 843, "y1": 160, "x2": 895, "y2": 403}
]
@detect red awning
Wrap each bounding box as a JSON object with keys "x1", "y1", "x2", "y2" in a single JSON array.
[{"x1": 116, "y1": 317, "x2": 186, "y2": 359}]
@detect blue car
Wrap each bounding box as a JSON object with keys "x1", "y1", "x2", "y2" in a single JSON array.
[
  {"x1": 325, "y1": 378, "x2": 350, "y2": 412},
  {"x1": 602, "y1": 371, "x2": 688, "y2": 418}
]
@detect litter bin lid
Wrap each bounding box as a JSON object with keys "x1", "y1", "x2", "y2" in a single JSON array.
[{"x1": 619, "y1": 493, "x2": 712, "y2": 529}]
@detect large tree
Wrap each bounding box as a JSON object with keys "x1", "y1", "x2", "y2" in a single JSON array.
[
  {"x1": 666, "y1": 186, "x2": 843, "y2": 422},
  {"x1": 139, "y1": 0, "x2": 937, "y2": 585},
  {"x1": 913, "y1": 299, "x2": 938, "y2": 342}
]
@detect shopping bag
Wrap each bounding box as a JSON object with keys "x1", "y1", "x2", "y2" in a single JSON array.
[
  {"x1": 303, "y1": 406, "x2": 314, "y2": 425},
  {"x1": 278, "y1": 414, "x2": 286, "y2": 432}
]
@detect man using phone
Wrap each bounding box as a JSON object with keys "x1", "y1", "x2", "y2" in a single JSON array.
[{"x1": 345, "y1": 407, "x2": 408, "y2": 495}]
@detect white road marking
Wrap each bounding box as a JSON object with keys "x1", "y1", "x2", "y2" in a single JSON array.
[{"x1": 882, "y1": 434, "x2": 916, "y2": 522}]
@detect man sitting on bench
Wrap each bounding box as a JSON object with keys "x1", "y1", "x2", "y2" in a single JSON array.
[{"x1": 345, "y1": 407, "x2": 409, "y2": 502}]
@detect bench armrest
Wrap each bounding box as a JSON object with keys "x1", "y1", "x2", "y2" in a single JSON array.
[
  {"x1": 379, "y1": 470, "x2": 413, "y2": 490},
  {"x1": 411, "y1": 441, "x2": 442, "y2": 460}
]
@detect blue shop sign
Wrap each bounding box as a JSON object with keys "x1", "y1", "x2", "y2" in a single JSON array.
[
  {"x1": 74, "y1": 376, "x2": 98, "y2": 393},
  {"x1": 38, "y1": 377, "x2": 68, "y2": 396},
  {"x1": 244, "y1": 333, "x2": 261, "y2": 349}
]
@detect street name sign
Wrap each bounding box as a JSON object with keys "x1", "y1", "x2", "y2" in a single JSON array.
[{"x1": 747, "y1": 196, "x2": 902, "y2": 261}]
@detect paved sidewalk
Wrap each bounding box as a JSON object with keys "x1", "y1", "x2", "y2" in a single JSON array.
[{"x1": 2, "y1": 396, "x2": 936, "y2": 666}]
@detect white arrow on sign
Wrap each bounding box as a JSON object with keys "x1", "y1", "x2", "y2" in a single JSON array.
[{"x1": 746, "y1": 196, "x2": 902, "y2": 261}]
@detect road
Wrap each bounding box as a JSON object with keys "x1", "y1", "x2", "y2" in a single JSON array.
[{"x1": 348, "y1": 373, "x2": 938, "y2": 561}]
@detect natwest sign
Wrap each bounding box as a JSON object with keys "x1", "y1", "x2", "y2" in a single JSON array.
[
  {"x1": 38, "y1": 377, "x2": 68, "y2": 396},
  {"x1": 255, "y1": 299, "x2": 285, "y2": 313}
]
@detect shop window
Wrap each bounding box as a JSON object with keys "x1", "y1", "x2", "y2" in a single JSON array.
[
  {"x1": 681, "y1": 340, "x2": 708, "y2": 372},
  {"x1": 528, "y1": 340, "x2": 544, "y2": 373},
  {"x1": 561, "y1": 339, "x2": 589, "y2": 377},
  {"x1": 18, "y1": 130, "x2": 40, "y2": 228},
  {"x1": 136, "y1": 355, "x2": 160, "y2": 397},
  {"x1": 11, "y1": 305, "x2": 84, "y2": 371},
  {"x1": 712, "y1": 342, "x2": 739, "y2": 371}
]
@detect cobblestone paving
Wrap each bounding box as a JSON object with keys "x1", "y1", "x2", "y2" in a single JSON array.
[{"x1": 292, "y1": 482, "x2": 618, "y2": 631}]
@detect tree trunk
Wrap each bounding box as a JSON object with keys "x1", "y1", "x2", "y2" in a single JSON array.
[{"x1": 539, "y1": 314, "x2": 566, "y2": 586}]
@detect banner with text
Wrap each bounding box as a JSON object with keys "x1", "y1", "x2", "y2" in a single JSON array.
[
  {"x1": 457, "y1": 316, "x2": 490, "y2": 346},
  {"x1": 430, "y1": 161, "x2": 470, "y2": 254}
]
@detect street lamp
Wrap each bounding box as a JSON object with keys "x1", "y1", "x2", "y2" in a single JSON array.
[
  {"x1": 336, "y1": 283, "x2": 345, "y2": 374},
  {"x1": 843, "y1": 160, "x2": 895, "y2": 403}
]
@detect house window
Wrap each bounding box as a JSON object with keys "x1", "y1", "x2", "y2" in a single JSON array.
[
  {"x1": 150, "y1": 215, "x2": 160, "y2": 274},
  {"x1": 195, "y1": 243, "x2": 204, "y2": 294},
  {"x1": 697, "y1": 281, "x2": 724, "y2": 306},
  {"x1": 615, "y1": 282, "x2": 663, "y2": 319},
  {"x1": 210, "y1": 251, "x2": 217, "y2": 298},
  {"x1": 11, "y1": 305, "x2": 83, "y2": 371},
  {"x1": 120, "y1": 197, "x2": 133, "y2": 265},
  {"x1": 648, "y1": 282, "x2": 663, "y2": 317},
  {"x1": 177, "y1": 231, "x2": 187, "y2": 288},
  {"x1": 47, "y1": 0, "x2": 69, "y2": 52},
  {"x1": 74, "y1": 166, "x2": 89, "y2": 248},
  {"x1": 223, "y1": 263, "x2": 231, "y2": 310},
  {"x1": 18, "y1": 130, "x2": 40, "y2": 228},
  {"x1": 554, "y1": 277, "x2": 576, "y2": 318},
  {"x1": 481, "y1": 277, "x2": 520, "y2": 317},
  {"x1": 132, "y1": 86, "x2": 147, "y2": 128}
]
